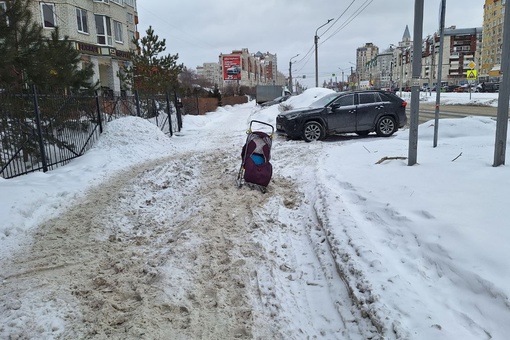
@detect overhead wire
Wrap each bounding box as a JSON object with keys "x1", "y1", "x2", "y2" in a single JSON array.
[
  {"x1": 292, "y1": 0, "x2": 368, "y2": 76},
  {"x1": 321, "y1": 0, "x2": 374, "y2": 46}
]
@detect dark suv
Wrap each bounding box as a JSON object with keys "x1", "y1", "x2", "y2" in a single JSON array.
[{"x1": 276, "y1": 90, "x2": 407, "y2": 142}]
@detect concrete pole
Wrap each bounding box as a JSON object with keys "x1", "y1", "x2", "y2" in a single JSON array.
[
  {"x1": 433, "y1": 0, "x2": 446, "y2": 148},
  {"x1": 289, "y1": 54, "x2": 299, "y2": 94},
  {"x1": 400, "y1": 49, "x2": 404, "y2": 97},
  {"x1": 408, "y1": 0, "x2": 424, "y2": 166},
  {"x1": 493, "y1": 0, "x2": 510, "y2": 166},
  {"x1": 314, "y1": 19, "x2": 333, "y2": 88},
  {"x1": 314, "y1": 34, "x2": 319, "y2": 87}
]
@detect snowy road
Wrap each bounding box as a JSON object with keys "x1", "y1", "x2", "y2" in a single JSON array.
[{"x1": 1, "y1": 107, "x2": 380, "y2": 339}]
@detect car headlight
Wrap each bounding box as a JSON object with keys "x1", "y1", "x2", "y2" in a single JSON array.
[{"x1": 284, "y1": 112, "x2": 301, "y2": 119}]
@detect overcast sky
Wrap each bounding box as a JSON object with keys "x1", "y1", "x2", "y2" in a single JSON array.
[{"x1": 136, "y1": 0, "x2": 484, "y2": 88}]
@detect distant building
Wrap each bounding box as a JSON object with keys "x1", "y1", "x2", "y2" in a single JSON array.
[
  {"x1": 197, "y1": 63, "x2": 221, "y2": 87},
  {"x1": 480, "y1": 0, "x2": 505, "y2": 81},
  {"x1": 26, "y1": 0, "x2": 139, "y2": 94},
  {"x1": 443, "y1": 27, "x2": 482, "y2": 82},
  {"x1": 373, "y1": 51, "x2": 393, "y2": 89},
  {"x1": 389, "y1": 24, "x2": 482, "y2": 89},
  {"x1": 217, "y1": 49, "x2": 283, "y2": 88},
  {"x1": 356, "y1": 43, "x2": 379, "y2": 82}
]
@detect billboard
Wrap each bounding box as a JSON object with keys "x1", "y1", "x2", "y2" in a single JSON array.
[{"x1": 223, "y1": 55, "x2": 241, "y2": 81}]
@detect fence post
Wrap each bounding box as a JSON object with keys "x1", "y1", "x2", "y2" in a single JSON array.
[
  {"x1": 32, "y1": 85, "x2": 48, "y2": 173},
  {"x1": 135, "y1": 90, "x2": 141, "y2": 117},
  {"x1": 95, "y1": 90, "x2": 103, "y2": 133},
  {"x1": 165, "y1": 92, "x2": 173, "y2": 136},
  {"x1": 174, "y1": 91, "x2": 182, "y2": 131}
]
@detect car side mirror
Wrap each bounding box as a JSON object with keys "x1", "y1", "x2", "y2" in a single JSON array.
[{"x1": 331, "y1": 103, "x2": 340, "y2": 110}]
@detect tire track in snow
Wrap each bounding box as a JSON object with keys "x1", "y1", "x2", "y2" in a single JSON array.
[{"x1": 1, "y1": 137, "x2": 381, "y2": 339}]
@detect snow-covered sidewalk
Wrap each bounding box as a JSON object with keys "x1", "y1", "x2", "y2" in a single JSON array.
[{"x1": 1, "y1": 90, "x2": 510, "y2": 339}]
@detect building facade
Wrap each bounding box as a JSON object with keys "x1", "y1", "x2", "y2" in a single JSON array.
[
  {"x1": 388, "y1": 24, "x2": 482, "y2": 90},
  {"x1": 196, "y1": 62, "x2": 221, "y2": 87},
  {"x1": 481, "y1": 0, "x2": 506, "y2": 81},
  {"x1": 215, "y1": 48, "x2": 283, "y2": 88},
  {"x1": 356, "y1": 42, "x2": 379, "y2": 83},
  {"x1": 25, "y1": 0, "x2": 138, "y2": 94}
]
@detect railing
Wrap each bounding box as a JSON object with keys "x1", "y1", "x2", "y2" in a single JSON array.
[{"x1": 0, "y1": 86, "x2": 182, "y2": 179}]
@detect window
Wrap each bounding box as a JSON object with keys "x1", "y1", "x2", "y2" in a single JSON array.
[
  {"x1": 128, "y1": 30, "x2": 135, "y2": 43},
  {"x1": 95, "y1": 15, "x2": 112, "y2": 45},
  {"x1": 93, "y1": 0, "x2": 109, "y2": 3},
  {"x1": 76, "y1": 8, "x2": 88, "y2": 33},
  {"x1": 41, "y1": 3, "x2": 56, "y2": 28},
  {"x1": 358, "y1": 93, "x2": 378, "y2": 104},
  {"x1": 0, "y1": 1, "x2": 8, "y2": 26},
  {"x1": 124, "y1": 0, "x2": 134, "y2": 7},
  {"x1": 114, "y1": 20, "x2": 123, "y2": 43},
  {"x1": 111, "y1": 0, "x2": 121, "y2": 4},
  {"x1": 334, "y1": 94, "x2": 354, "y2": 107},
  {"x1": 126, "y1": 12, "x2": 133, "y2": 24}
]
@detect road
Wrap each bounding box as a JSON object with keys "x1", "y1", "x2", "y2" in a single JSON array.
[{"x1": 408, "y1": 103, "x2": 498, "y2": 124}]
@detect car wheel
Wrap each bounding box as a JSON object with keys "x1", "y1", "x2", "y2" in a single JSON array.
[
  {"x1": 302, "y1": 121, "x2": 324, "y2": 142},
  {"x1": 356, "y1": 131, "x2": 370, "y2": 136},
  {"x1": 375, "y1": 116, "x2": 396, "y2": 137}
]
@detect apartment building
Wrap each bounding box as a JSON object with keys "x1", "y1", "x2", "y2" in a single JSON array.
[
  {"x1": 387, "y1": 24, "x2": 482, "y2": 89},
  {"x1": 481, "y1": 0, "x2": 506, "y2": 81},
  {"x1": 218, "y1": 48, "x2": 283, "y2": 88},
  {"x1": 356, "y1": 42, "x2": 379, "y2": 82},
  {"x1": 196, "y1": 63, "x2": 221, "y2": 87},
  {"x1": 26, "y1": 0, "x2": 138, "y2": 94},
  {"x1": 444, "y1": 27, "x2": 482, "y2": 81}
]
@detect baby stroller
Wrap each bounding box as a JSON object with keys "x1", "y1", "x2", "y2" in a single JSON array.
[{"x1": 236, "y1": 120, "x2": 274, "y2": 193}]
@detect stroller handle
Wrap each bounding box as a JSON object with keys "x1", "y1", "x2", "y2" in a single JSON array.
[{"x1": 249, "y1": 120, "x2": 274, "y2": 135}]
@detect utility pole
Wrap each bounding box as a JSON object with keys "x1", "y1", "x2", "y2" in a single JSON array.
[
  {"x1": 315, "y1": 19, "x2": 334, "y2": 87},
  {"x1": 289, "y1": 54, "x2": 299, "y2": 93},
  {"x1": 493, "y1": 0, "x2": 510, "y2": 166},
  {"x1": 408, "y1": 0, "x2": 424, "y2": 166},
  {"x1": 433, "y1": 0, "x2": 446, "y2": 148}
]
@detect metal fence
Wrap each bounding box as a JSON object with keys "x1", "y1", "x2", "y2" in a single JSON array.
[{"x1": 0, "y1": 86, "x2": 182, "y2": 179}]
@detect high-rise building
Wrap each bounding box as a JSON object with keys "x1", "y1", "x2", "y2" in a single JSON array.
[
  {"x1": 480, "y1": 0, "x2": 506, "y2": 81},
  {"x1": 23, "y1": 0, "x2": 138, "y2": 94},
  {"x1": 356, "y1": 43, "x2": 379, "y2": 82}
]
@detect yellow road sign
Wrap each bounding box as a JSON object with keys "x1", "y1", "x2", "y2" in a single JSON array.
[
  {"x1": 469, "y1": 61, "x2": 476, "y2": 69},
  {"x1": 466, "y1": 69, "x2": 477, "y2": 80}
]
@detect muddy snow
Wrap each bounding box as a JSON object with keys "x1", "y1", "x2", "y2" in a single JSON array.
[{"x1": 1, "y1": 139, "x2": 379, "y2": 339}]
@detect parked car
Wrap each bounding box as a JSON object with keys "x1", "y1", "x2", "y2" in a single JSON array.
[
  {"x1": 442, "y1": 85, "x2": 460, "y2": 92},
  {"x1": 260, "y1": 95, "x2": 291, "y2": 107},
  {"x1": 275, "y1": 90, "x2": 407, "y2": 142},
  {"x1": 476, "y1": 82, "x2": 499, "y2": 93},
  {"x1": 453, "y1": 84, "x2": 472, "y2": 92}
]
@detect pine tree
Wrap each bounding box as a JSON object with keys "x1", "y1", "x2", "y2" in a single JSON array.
[
  {"x1": 0, "y1": 0, "x2": 95, "y2": 92},
  {"x1": 0, "y1": 0, "x2": 44, "y2": 91},
  {"x1": 122, "y1": 26, "x2": 183, "y2": 94},
  {"x1": 35, "y1": 28, "x2": 95, "y2": 93}
]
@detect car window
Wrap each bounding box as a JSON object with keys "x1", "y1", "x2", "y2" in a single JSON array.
[
  {"x1": 332, "y1": 94, "x2": 354, "y2": 107},
  {"x1": 358, "y1": 93, "x2": 377, "y2": 104},
  {"x1": 380, "y1": 92, "x2": 403, "y2": 103},
  {"x1": 310, "y1": 93, "x2": 340, "y2": 108}
]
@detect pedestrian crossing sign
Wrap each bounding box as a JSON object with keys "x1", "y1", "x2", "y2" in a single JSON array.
[{"x1": 466, "y1": 69, "x2": 477, "y2": 80}]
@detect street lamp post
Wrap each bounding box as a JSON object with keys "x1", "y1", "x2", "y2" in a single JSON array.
[
  {"x1": 390, "y1": 44, "x2": 405, "y2": 96},
  {"x1": 338, "y1": 67, "x2": 349, "y2": 91},
  {"x1": 315, "y1": 18, "x2": 334, "y2": 87},
  {"x1": 349, "y1": 61, "x2": 358, "y2": 90},
  {"x1": 289, "y1": 54, "x2": 300, "y2": 93}
]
